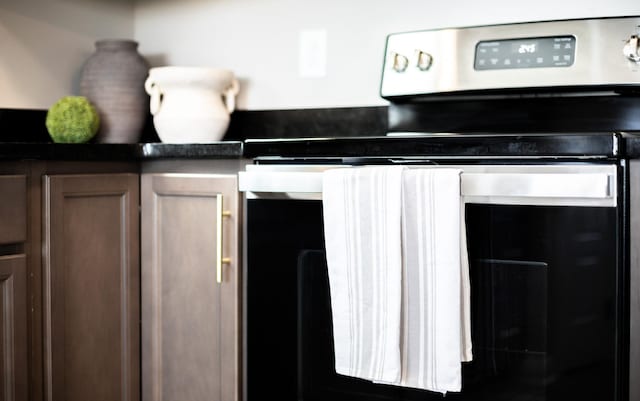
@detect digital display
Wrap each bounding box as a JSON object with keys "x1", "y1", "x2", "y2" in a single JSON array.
[
  {"x1": 475, "y1": 36, "x2": 576, "y2": 70},
  {"x1": 513, "y1": 42, "x2": 538, "y2": 54}
]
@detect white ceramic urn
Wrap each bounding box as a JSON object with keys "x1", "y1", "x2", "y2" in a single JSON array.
[{"x1": 144, "y1": 66, "x2": 239, "y2": 143}]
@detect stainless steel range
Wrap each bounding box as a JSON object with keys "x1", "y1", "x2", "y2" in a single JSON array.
[
  {"x1": 381, "y1": 17, "x2": 640, "y2": 98},
  {"x1": 239, "y1": 16, "x2": 640, "y2": 401}
]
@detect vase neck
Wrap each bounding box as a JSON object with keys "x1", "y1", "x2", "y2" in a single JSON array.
[{"x1": 95, "y1": 40, "x2": 138, "y2": 51}]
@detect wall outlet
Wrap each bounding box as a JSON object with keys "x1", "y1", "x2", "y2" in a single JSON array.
[{"x1": 298, "y1": 29, "x2": 327, "y2": 78}]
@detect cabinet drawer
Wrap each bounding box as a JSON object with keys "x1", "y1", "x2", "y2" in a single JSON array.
[{"x1": 0, "y1": 175, "x2": 27, "y2": 245}]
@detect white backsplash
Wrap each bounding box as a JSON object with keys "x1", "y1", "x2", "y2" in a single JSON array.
[
  {"x1": 133, "y1": 0, "x2": 640, "y2": 110},
  {"x1": 1, "y1": 0, "x2": 640, "y2": 110}
]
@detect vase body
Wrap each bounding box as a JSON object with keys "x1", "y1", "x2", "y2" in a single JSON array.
[
  {"x1": 80, "y1": 40, "x2": 149, "y2": 143},
  {"x1": 144, "y1": 66, "x2": 240, "y2": 143}
]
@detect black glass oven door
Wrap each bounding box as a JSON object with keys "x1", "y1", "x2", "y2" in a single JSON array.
[{"x1": 245, "y1": 200, "x2": 618, "y2": 401}]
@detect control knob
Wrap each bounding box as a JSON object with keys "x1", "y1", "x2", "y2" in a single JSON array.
[
  {"x1": 624, "y1": 30, "x2": 640, "y2": 63},
  {"x1": 416, "y1": 50, "x2": 433, "y2": 71},
  {"x1": 391, "y1": 52, "x2": 409, "y2": 72}
]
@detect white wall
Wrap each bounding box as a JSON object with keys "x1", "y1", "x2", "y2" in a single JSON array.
[
  {"x1": 2, "y1": 1, "x2": 639, "y2": 110},
  {"x1": 134, "y1": 0, "x2": 640, "y2": 110},
  {"x1": 0, "y1": 0, "x2": 134, "y2": 109}
]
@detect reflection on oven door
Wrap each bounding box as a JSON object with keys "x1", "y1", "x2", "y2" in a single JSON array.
[{"x1": 246, "y1": 199, "x2": 617, "y2": 401}]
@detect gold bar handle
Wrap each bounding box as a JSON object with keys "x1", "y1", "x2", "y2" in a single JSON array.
[{"x1": 216, "y1": 194, "x2": 232, "y2": 284}]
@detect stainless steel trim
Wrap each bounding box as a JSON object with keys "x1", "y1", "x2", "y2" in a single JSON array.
[
  {"x1": 238, "y1": 164, "x2": 617, "y2": 207},
  {"x1": 254, "y1": 155, "x2": 612, "y2": 162},
  {"x1": 381, "y1": 17, "x2": 640, "y2": 97}
]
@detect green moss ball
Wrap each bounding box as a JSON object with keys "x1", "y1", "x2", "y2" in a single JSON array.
[{"x1": 46, "y1": 96, "x2": 100, "y2": 143}]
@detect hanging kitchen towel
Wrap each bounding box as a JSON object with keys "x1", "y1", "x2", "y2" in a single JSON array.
[
  {"x1": 460, "y1": 200, "x2": 473, "y2": 364},
  {"x1": 322, "y1": 166, "x2": 405, "y2": 384},
  {"x1": 399, "y1": 168, "x2": 472, "y2": 394}
]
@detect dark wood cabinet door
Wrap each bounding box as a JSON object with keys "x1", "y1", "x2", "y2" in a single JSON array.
[
  {"x1": 141, "y1": 174, "x2": 240, "y2": 401},
  {"x1": 0, "y1": 175, "x2": 26, "y2": 245},
  {"x1": 43, "y1": 174, "x2": 140, "y2": 401},
  {"x1": 0, "y1": 255, "x2": 27, "y2": 401}
]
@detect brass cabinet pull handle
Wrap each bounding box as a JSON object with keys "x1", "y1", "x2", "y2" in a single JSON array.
[{"x1": 216, "y1": 194, "x2": 232, "y2": 284}]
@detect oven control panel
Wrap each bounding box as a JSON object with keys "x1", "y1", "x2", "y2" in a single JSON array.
[
  {"x1": 624, "y1": 31, "x2": 640, "y2": 62},
  {"x1": 381, "y1": 16, "x2": 640, "y2": 98},
  {"x1": 474, "y1": 36, "x2": 575, "y2": 70}
]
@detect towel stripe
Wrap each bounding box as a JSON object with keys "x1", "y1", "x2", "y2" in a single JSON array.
[
  {"x1": 400, "y1": 180, "x2": 409, "y2": 383},
  {"x1": 353, "y1": 171, "x2": 364, "y2": 375},
  {"x1": 343, "y1": 172, "x2": 355, "y2": 375},
  {"x1": 372, "y1": 168, "x2": 380, "y2": 378},
  {"x1": 380, "y1": 169, "x2": 390, "y2": 377},
  {"x1": 429, "y1": 171, "x2": 437, "y2": 390},
  {"x1": 416, "y1": 173, "x2": 426, "y2": 388}
]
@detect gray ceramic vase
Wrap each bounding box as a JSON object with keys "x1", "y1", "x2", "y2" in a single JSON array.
[{"x1": 80, "y1": 39, "x2": 149, "y2": 143}]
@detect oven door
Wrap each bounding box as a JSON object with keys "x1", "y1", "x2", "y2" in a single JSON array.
[{"x1": 240, "y1": 163, "x2": 621, "y2": 401}]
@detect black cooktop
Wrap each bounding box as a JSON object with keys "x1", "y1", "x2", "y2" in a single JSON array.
[{"x1": 244, "y1": 132, "x2": 624, "y2": 160}]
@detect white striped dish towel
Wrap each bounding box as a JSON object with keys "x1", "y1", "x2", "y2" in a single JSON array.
[
  {"x1": 400, "y1": 168, "x2": 472, "y2": 393},
  {"x1": 322, "y1": 166, "x2": 405, "y2": 384},
  {"x1": 322, "y1": 166, "x2": 472, "y2": 393}
]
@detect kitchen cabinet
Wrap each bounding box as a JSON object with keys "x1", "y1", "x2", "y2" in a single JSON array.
[
  {"x1": 0, "y1": 171, "x2": 29, "y2": 401},
  {"x1": 0, "y1": 175, "x2": 27, "y2": 245},
  {"x1": 0, "y1": 254, "x2": 28, "y2": 401},
  {"x1": 42, "y1": 173, "x2": 140, "y2": 401},
  {"x1": 0, "y1": 150, "x2": 243, "y2": 401},
  {"x1": 141, "y1": 173, "x2": 241, "y2": 401}
]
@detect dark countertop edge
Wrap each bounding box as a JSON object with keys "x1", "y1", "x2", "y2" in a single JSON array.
[
  {"x1": 243, "y1": 133, "x2": 624, "y2": 159},
  {"x1": 5, "y1": 134, "x2": 640, "y2": 160},
  {"x1": 0, "y1": 142, "x2": 244, "y2": 161},
  {"x1": 139, "y1": 142, "x2": 243, "y2": 159}
]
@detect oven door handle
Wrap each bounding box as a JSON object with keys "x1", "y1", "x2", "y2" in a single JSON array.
[{"x1": 239, "y1": 165, "x2": 617, "y2": 207}]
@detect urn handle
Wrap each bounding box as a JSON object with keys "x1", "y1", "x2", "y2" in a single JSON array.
[
  {"x1": 223, "y1": 79, "x2": 240, "y2": 113},
  {"x1": 144, "y1": 76, "x2": 162, "y2": 116}
]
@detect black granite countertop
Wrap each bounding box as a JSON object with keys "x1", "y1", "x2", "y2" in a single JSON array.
[
  {"x1": 2, "y1": 108, "x2": 640, "y2": 161},
  {"x1": 0, "y1": 106, "x2": 387, "y2": 161},
  {"x1": 4, "y1": 133, "x2": 640, "y2": 162},
  {"x1": 0, "y1": 142, "x2": 244, "y2": 161},
  {"x1": 0, "y1": 108, "x2": 244, "y2": 160}
]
